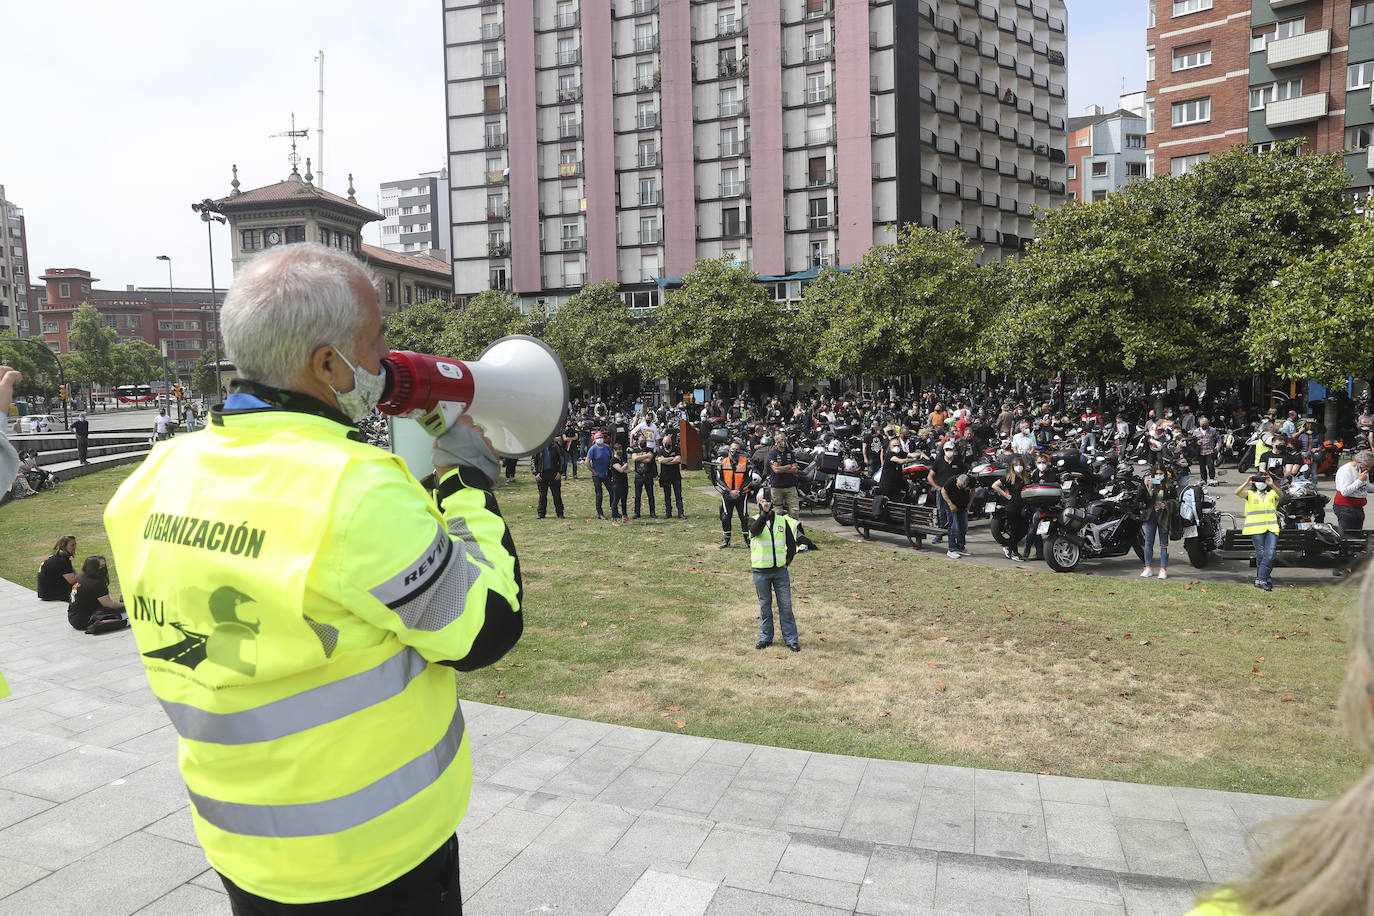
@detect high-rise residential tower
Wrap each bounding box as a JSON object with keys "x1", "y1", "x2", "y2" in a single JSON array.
[
  {"x1": 0, "y1": 185, "x2": 33, "y2": 337},
  {"x1": 443, "y1": 0, "x2": 1068, "y2": 309},
  {"x1": 378, "y1": 168, "x2": 453, "y2": 257}
]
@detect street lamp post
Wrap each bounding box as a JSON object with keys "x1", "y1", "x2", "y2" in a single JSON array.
[
  {"x1": 155, "y1": 254, "x2": 180, "y2": 423},
  {"x1": 191, "y1": 200, "x2": 227, "y2": 404}
]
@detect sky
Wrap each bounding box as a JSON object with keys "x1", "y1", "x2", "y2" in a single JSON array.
[{"x1": 1, "y1": 0, "x2": 1142, "y2": 294}]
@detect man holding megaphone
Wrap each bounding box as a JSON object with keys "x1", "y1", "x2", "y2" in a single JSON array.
[{"x1": 105, "y1": 243, "x2": 527, "y2": 914}]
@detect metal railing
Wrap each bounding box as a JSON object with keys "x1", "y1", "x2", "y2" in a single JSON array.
[
  {"x1": 485, "y1": 132, "x2": 507, "y2": 149},
  {"x1": 480, "y1": 23, "x2": 505, "y2": 40},
  {"x1": 634, "y1": 35, "x2": 659, "y2": 52},
  {"x1": 482, "y1": 60, "x2": 505, "y2": 77},
  {"x1": 554, "y1": 11, "x2": 579, "y2": 28},
  {"x1": 556, "y1": 49, "x2": 581, "y2": 66}
]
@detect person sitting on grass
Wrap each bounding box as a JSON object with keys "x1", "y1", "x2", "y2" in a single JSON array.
[
  {"x1": 1186, "y1": 568, "x2": 1374, "y2": 915},
  {"x1": 37, "y1": 535, "x2": 79, "y2": 602},
  {"x1": 67, "y1": 556, "x2": 127, "y2": 632}
]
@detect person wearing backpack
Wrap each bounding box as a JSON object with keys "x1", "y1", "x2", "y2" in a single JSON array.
[{"x1": 67, "y1": 556, "x2": 127, "y2": 632}]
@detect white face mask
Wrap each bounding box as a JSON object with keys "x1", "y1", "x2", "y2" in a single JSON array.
[
  {"x1": 1254, "y1": 481, "x2": 1267, "y2": 491},
  {"x1": 1012, "y1": 465, "x2": 1024, "y2": 472},
  {"x1": 330, "y1": 347, "x2": 387, "y2": 422},
  {"x1": 1036, "y1": 463, "x2": 1048, "y2": 472}
]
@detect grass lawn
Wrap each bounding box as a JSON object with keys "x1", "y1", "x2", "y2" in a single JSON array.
[{"x1": 1, "y1": 464, "x2": 1363, "y2": 799}]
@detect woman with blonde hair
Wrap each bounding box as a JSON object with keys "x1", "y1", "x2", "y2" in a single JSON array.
[{"x1": 1187, "y1": 568, "x2": 1374, "y2": 915}]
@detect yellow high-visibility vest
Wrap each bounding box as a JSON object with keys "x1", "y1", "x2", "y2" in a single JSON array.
[
  {"x1": 750, "y1": 513, "x2": 791, "y2": 569},
  {"x1": 1242, "y1": 489, "x2": 1280, "y2": 535},
  {"x1": 104, "y1": 407, "x2": 521, "y2": 904}
]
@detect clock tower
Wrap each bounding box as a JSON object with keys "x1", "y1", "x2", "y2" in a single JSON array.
[{"x1": 215, "y1": 163, "x2": 383, "y2": 276}]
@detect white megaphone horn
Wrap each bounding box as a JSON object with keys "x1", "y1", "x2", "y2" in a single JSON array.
[{"x1": 378, "y1": 335, "x2": 570, "y2": 461}]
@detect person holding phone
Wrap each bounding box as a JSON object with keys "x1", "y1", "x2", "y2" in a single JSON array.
[
  {"x1": 748, "y1": 489, "x2": 799, "y2": 652},
  {"x1": 1139, "y1": 467, "x2": 1172, "y2": 580},
  {"x1": 1236, "y1": 470, "x2": 1281, "y2": 591}
]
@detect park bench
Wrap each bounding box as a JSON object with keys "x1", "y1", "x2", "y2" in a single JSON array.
[
  {"x1": 1220, "y1": 527, "x2": 1372, "y2": 566},
  {"x1": 831, "y1": 492, "x2": 945, "y2": 548}
]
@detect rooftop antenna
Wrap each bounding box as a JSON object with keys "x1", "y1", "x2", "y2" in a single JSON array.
[
  {"x1": 315, "y1": 52, "x2": 326, "y2": 191},
  {"x1": 269, "y1": 113, "x2": 310, "y2": 174}
]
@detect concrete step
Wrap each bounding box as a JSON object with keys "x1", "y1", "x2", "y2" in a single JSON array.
[
  {"x1": 8, "y1": 432, "x2": 155, "y2": 451},
  {"x1": 27, "y1": 442, "x2": 154, "y2": 465},
  {"x1": 49, "y1": 449, "x2": 150, "y2": 482}
]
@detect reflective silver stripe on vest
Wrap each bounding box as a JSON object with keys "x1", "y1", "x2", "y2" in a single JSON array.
[
  {"x1": 186, "y1": 698, "x2": 466, "y2": 838},
  {"x1": 369, "y1": 525, "x2": 454, "y2": 609},
  {"x1": 158, "y1": 648, "x2": 428, "y2": 745}
]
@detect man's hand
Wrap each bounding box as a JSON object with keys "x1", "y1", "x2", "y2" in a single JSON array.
[
  {"x1": 0, "y1": 366, "x2": 20, "y2": 420},
  {"x1": 730, "y1": 489, "x2": 739, "y2": 499},
  {"x1": 434, "y1": 416, "x2": 500, "y2": 484}
]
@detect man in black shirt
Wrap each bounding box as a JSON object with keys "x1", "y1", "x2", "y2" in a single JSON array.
[
  {"x1": 612, "y1": 413, "x2": 631, "y2": 450},
  {"x1": 657, "y1": 434, "x2": 685, "y2": 518},
  {"x1": 37, "y1": 535, "x2": 78, "y2": 601},
  {"x1": 940, "y1": 473, "x2": 974, "y2": 559},
  {"x1": 532, "y1": 442, "x2": 565, "y2": 519},
  {"x1": 766, "y1": 431, "x2": 799, "y2": 517},
  {"x1": 72, "y1": 414, "x2": 90, "y2": 465},
  {"x1": 631, "y1": 434, "x2": 657, "y2": 518},
  {"x1": 608, "y1": 442, "x2": 630, "y2": 521},
  {"x1": 927, "y1": 441, "x2": 969, "y2": 544}
]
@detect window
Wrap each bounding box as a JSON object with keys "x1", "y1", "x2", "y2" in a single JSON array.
[
  {"x1": 806, "y1": 73, "x2": 828, "y2": 104},
  {"x1": 1172, "y1": 43, "x2": 1211, "y2": 71},
  {"x1": 1125, "y1": 134, "x2": 1147, "y2": 149},
  {"x1": 1253, "y1": 18, "x2": 1304, "y2": 52},
  {"x1": 1170, "y1": 97, "x2": 1210, "y2": 126},
  {"x1": 634, "y1": 22, "x2": 656, "y2": 53},
  {"x1": 1355, "y1": 2, "x2": 1374, "y2": 27},
  {"x1": 806, "y1": 0, "x2": 826, "y2": 18},
  {"x1": 721, "y1": 207, "x2": 742, "y2": 236},
  {"x1": 1148, "y1": 0, "x2": 1156, "y2": 27},
  {"x1": 638, "y1": 139, "x2": 657, "y2": 168},
  {"x1": 639, "y1": 177, "x2": 659, "y2": 205},
  {"x1": 557, "y1": 36, "x2": 578, "y2": 66},
  {"x1": 809, "y1": 240, "x2": 830, "y2": 267},
  {"x1": 1091, "y1": 161, "x2": 1108, "y2": 176},
  {"x1": 284, "y1": 226, "x2": 306, "y2": 244},
  {"x1": 100, "y1": 315, "x2": 118, "y2": 329},
  {"x1": 59, "y1": 282, "x2": 69, "y2": 298},
  {"x1": 1146, "y1": 48, "x2": 1155, "y2": 82},
  {"x1": 241, "y1": 229, "x2": 259, "y2": 251},
  {"x1": 1172, "y1": 0, "x2": 1211, "y2": 15},
  {"x1": 1252, "y1": 141, "x2": 1275, "y2": 154},
  {"x1": 1170, "y1": 152, "x2": 1209, "y2": 175},
  {"x1": 1249, "y1": 79, "x2": 1301, "y2": 111},
  {"x1": 720, "y1": 125, "x2": 740, "y2": 156},
  {"x1": 561, "y1": 222, "x2": 582, "y2": 249},
  {"x1": 720, "y1": 167, "x2": 741, "y2": 196},
  {"x1": 808, "y1": 155, "x2": 828, "y2": 184},
  {"x1": 1066, "y1": 164, "x2": 1077, "y2": 179},
  {"x1": 720, "y1": 86, "x2": 740, "y2": 117},
  {"x1": 719, "y1": 9, "x2": 738, "y2": 34},
  {"x1": 124, "y1": 315, "x2": 141, "y2": 329},
  {"x1": 808, "y1": 197, "x2": 830, "y2": 228},
  {"x1": 1349, "y1": 61, "x2": 1374, "y2": 91},
  {"x1": 485, "y1": 85, "x2": 503, "y2": 112},
  {"x1": 1092, "y1": 190, "x2": 1108, "y2": 201},
  {"x1": 558, "y1": 73, "x2": 579, "y2": 100},
  {"x1": 489, "y1": 267, "x2": 508, "y2": 291},
  {"x1": 718, "y1": 46, "x2": 738, "y2": 76},
  {"x1": 805, "y1": 31, "x2": 827, "y2": 61},
  {"x1": 1346, "y1": 126, "x2": 1374, "y2": 149},
  {"x1": 1145, "y1": 99, "x2": 1155, "y2": 133},
  {"x1": 1127, "y1": 162, "x2": 1147, "y2": 177},
  {"x1": 562, "y1": 260, "x2": 583, "y2": 288},
  {"x1": 559, "y1": 111, "x2": 579, "y2": 138},
  {"x1": 636, "y1": 61, "x2": 655, "y2": 89},
  {"x1": 403, "y1": 285, "x2": 413, "y2": 305},
  {"x1": 639, "y1": 216, "x2": 658, "y2": 242},
  {"x1": 637, "y1": 101, "x2": 657, "y2": 129}
]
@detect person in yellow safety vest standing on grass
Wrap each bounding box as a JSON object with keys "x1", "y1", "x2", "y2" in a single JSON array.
[
  {"x1": 104, "y1": 244, "x2": 522, "y2": 915},
  {"x1": 748, "y1": 488, "x2": 800, "y2": 652},
  {"x1": 1235, "y1": 469, "x2": 1281, "y2": 592}
]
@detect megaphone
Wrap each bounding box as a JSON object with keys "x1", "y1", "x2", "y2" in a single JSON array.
[{"x1": 377, "y1": 335, "x2": 569, "y2": 458}]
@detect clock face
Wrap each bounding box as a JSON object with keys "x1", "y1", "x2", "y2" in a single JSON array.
[{"x1": 265, "y1": 229, "x2": 282, "y2": 247}]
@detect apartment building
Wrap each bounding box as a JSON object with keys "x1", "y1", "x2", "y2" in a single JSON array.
[
  {"x1": 1065, "y1": 99, "x2": 1149, "y2": 201},
  {"x1": 378, "y1": 168, "x2": 453, "y2": 257},
  {"x1": 1147, "y1": 0, "x2": 1374, "y2": 191},
  {"x1": 443, "y1": 0, "x2": 1068, "y2": 309},
  {"x1": 0, "y1": 185, "x2": 33, "y2": 337}
]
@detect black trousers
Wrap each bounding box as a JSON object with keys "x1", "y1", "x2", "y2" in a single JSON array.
[
  {"x1": 502, "y1": 457, "x2": 517, "y2": 481},
  {"x1": 1198, "y1": 452, "x2": 1216, "y2": 481},
  {"x1": 634, "y1": 476, "x2": 657, "y2": 516},
  {"x1": 660, "y1": 477, "x2": 684, "y2": 516},
  {"x1": 76, "y1": 435, "x2": 88, "y2": 463},
  {"x1": 220, "y1": 834, "x2": 461, "y2": 915},
  {"x1": 592, "y1": 475, "x2": 608, "y2": 516},
  {"x1": 720, "y1": 492, "x2": 747, "y2": 533},
  {"x1": 609, "y1": 477, "x2": 628, "y2": 518},
  {"x1": 537, "y1": 475, "x2": 563, "y2": 517}
]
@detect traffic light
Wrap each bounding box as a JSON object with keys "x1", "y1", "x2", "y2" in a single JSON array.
[
  {"x1": 174, "y1": 383, "x2": 183, "y2": 399},
  {"x1": 59, "y1": 385, "x2": 68, "y2": 402}
]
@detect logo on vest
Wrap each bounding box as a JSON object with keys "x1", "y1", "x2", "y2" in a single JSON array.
[{"x1": 141, "y1": 586, "x2": 260, "y2": 675}]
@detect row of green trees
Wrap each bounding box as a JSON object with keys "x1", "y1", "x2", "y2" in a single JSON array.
[
  {"x1": 387, "y1": 143, "x2": 1373, "y2": 393},
  {"x1": 0, "y1": 303, "x2": 173, "y2": 401}
]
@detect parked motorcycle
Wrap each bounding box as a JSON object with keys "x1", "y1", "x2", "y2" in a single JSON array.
[
  {"x1": 1178, "y1": 483, "x2": 1231, "y2": 568},
  {"x1": 1042, "y1": 483, "x2": 1147, "y2": 573}
]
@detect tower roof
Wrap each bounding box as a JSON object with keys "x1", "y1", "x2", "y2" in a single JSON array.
[{"x1": 217, "y1": 174, "x2": 382, "y2": 223}]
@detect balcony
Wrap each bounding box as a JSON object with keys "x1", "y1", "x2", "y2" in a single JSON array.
[
  {"x1": 638, "y1": 191, "x2": 661, "y2": 206},
  {"x1": 480, "y1": 23, "x2": 505, "y2": 40},
  {"x1": 632, "y1": 0, "x2": 658, "y2": 13},
  {"x1": 486, "y1": 205, "x2": 508, "y2": 221},
  {"x1": 1266, "y1": 29, "x2": 1331, "y2": 69},
  {"x1": 637, "y1": 151, "x2": 661, "y2": 168},
  {"x1": 718, "y1": 18, "x2": 745, "y2": 37},
  {"x1": 719, "y1": 60, "x2": 746, "y2": 78},
  {"x1": 1365, "y1": 146, "x2": 1374, "y2": 171},
  {"x1": 560, "y1": 236, "x2": 586, "y2": 251},
  {"x1": 805, "y1": 2, "x2": 832, "y2": 21},
  {"x1": 719, "y1": 139, "x2": 748, "y2": 157},
  {"x1": 559, "y1": 122, "x2": 583, "y2": 139},
  {"x1": 1266, "y1": 92, "x2": 1328, "y2": 127},
  {"x1": 554, "y1": 10, "x2": 579, "y2": 28},
  {"x1": 636, "y1": 73, "x2": 660, "y2": 92},
  {"x1": 805, "y1": 126, "x2": 836, "y2": 145},
  {"x1": 488, "y1": 242, "x2": 510, "y2": 257},
  {"x1": 634, "y1": 35, "x2": 659, "y2": 52},
  {"x1": 719, "y1": 100, "x2": 745, "y2": 117},
  {"x1": 485, "y1": 132, "x2": 507, "y2": 149},
  {"x1": 1269, "y1": 0, "x2": 1306, "y2": 7},
  {"x1": 805, "y1": 85, "x2": 835, "y2": 105},
  {"x1": 557, "y1": 161, "x2": 582, "y2": 177},
  {"x1": 556, "y1": 49, "x2": 581, "y2": 66},
  {"x1": 720, "y1": 180, "x2": 749, "y2": 198},
  {"x1": 807, "y1": 169, "x2": 836, "y2": 187},
  {"x1": 636, "y1": 111, "x2": 660, "y2": 129},
  {"x1": 556, "y1": 87, "x2": 583, "y2": 103},
  {"x1": 636, "y1": 228, "x2": 664, "y2": 244},
  {"x1": 810, "y1": 254, "x2": 832, "y2": 268},
  {"x1": 808, "y1": 214, "x2": 833, "y2": 229},
  {"x1": 804, "y1": 44, "x2": 833, "y2": 62},
  {"x1": 486, "y1": 170, "x2": 508, "y2": 185},
  {"x1": 482, "y1": 59, "x2": 505, "y2": 77},
  {"x1": 484, "y1": 95, "x2": 507, "y2": 112}
]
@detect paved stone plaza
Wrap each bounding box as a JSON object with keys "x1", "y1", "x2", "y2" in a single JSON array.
[{"x1": 0, "y1": 575, "x2": 1320, "y2": 915}]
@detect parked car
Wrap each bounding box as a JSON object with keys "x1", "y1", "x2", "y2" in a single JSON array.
[{"x1": 18, "y1": 414, "x2": 62, "y2": 434}]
